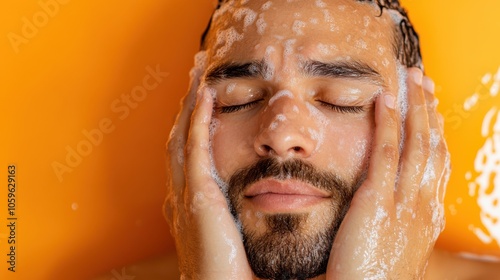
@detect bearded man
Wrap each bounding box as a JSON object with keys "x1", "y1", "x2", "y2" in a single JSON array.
[{"x1": 164, "y1": 1, "x2": 500, "y2": 279}]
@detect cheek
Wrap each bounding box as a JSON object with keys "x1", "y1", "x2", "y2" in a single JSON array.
[
  {"x1": 211, "y1": 121, "x2": 257, "y2": 180},
  {"x1": 319, "y1": 117, "x2": 373, "y2": 174}
]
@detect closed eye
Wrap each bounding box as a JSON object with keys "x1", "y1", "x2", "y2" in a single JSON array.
[
  {"x1": 318, "y1": 101, "x2": 365, "y2": 114},
  {"x1": 218, "y1": 99, "x2": 263, "y2": 114}
]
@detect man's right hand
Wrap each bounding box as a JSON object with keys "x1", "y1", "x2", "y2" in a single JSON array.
[{"x1": 164, "y1": 59, "x2": 253, "y2": 280}]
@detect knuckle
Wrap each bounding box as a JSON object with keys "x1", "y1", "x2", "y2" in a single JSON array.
[
  {"x1": 184, "y1": 138, "x2": 197, "y2": 155},
  {"x1": 382, "y1": 142, "x2": 398, "y2": 161},
  {"x1": 417, "y1": 131, "x2": 431, "y2": 155}
]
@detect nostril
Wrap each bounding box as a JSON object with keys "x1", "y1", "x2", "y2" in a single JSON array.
[
  {"x1": 263, "y1": 145, "x2": 272, "y2": 152},
  {"x1": 293, "y1": 146, "x2": 301, "y2": 152}
]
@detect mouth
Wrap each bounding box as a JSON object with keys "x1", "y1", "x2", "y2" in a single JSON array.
[{"x1": 243, "y1": 179, "x2": 331, "y2": 213}]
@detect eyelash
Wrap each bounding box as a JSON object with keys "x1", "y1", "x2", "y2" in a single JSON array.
[
  {"x1": 218, "y1": 100, "x2": 364, "y2": 114},
  {"x1": 219, "y1": 99, "x2": 263, "y2": 114},
  {"x1": 318, "y1": 101, "x2": 365, "y2": 114}
]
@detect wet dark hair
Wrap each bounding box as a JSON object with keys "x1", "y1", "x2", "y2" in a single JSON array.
[{"x1": 200, "y1": 0, "x2": 422, "y2": 69}]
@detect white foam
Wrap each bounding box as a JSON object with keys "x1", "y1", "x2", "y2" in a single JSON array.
[
  {"x1": 256, "y1": 14, "x2": 267, "y2": 35},
  {"x1": 387, "y1": 9, "x2": 403, "y2": 25},
  {"x1": 276, "y1": 114, "x2": 286, "y2": 121},
  {"x1": 233, "y1": 7, "x2": 257, "y2": 29},
  {"x1": 209, "y1": 116, "x2": 221, "y2": 138},
  {"x1": 382, "y1": 58, "x2": 390, "y2": 68},
  {"x1": 283, "y1": 39, "x2": 296, "y2": 56},
  {"x1": 396, "y1": 62, "x2": 408, "y2": 157},
  {"x1": 306, "y1": 103, "x2": 330, "y2": 126},
  {"x1": 305, "y1": 102, "x2": 331, "y2": 152},
  {"x1": 226, "y1": 82, "x2": 237, "y2": 94},
  {"x1": 307, "y1": 127, "x2": 324, "y2": 151},
  {"x1": 322, "y1": 9, "x2": 333, "y2": 22},
  {"x1": 222, "y1": 232, "x2": 237, "y2": 264},
  {"x1": 354, "y1": 139, "x2": 368, "y2": 162},
  {"x1": 317, "y1": 43, "x2": 329, "y2": 55},
  {"x1": 269, "y1": 114, "x2": 287, "y2": 130},
  {"x1": 269, "y1": 89, "x2": 294, "y2": 105},
  {"x1": 292, "y1": 20, "x2": 306, "y2": 36},
  {"x1": 363, "y1": 15, "x2": 371, "y2": 27},
  {"x1": 263, "y1": 46, "x2": 276, "y2": 80},
  {"x1": 315, "y1": 0, "x2": 327, "y2": 8},
  {"x1": 430, "y1": 200, "x2": 445, "y2": 240},
  {"x1": 261, "y1": 1, "x2": 272, "y2": 10},
  {"x1": 355, "y1": 39, "x2": 368, "y2": 50},
  {"x1": 212, "y1": 1, "x2": 235, "y2": 21},
  {"x1": 215, "y1": 27, "x2": 244, "y2": 58},
  {"x1": 377, "y1": 45, "x2": 386, "y2": 55},
  {"x1": 193, "y1": 51, "x2": 208, "y2": 74},
  {"x1": 374, "y1": 206, "x2": 388, "y2": 221},
  {"x1": 469, "y1": 108, "x2": 500, "y2": 246},
  {"x1": 421, "y1": 129, "x2": 440, "y2": 186}
]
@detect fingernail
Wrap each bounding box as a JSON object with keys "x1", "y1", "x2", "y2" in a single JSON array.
[
  {"x1": 422, "y1": 76, "x2": 435, "y2": 94},
  {"x1": 384, "y1": 94, "x2": 396, "y2": 109},
  {"x1": 410, "y1": 68, "x2": 423, "y2": 85}
]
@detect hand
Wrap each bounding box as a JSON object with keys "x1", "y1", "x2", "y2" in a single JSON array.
[
  {"x1": 326, "y1": 68, "x2": 451, "y2": 279},
  {"x1": 164, "y1": 58, "x2": 253, "y2": 280}
]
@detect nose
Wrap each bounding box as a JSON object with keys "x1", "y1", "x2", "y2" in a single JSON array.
[{"x1": 254, "y1": 95, "x2": 317, "y2": 159}]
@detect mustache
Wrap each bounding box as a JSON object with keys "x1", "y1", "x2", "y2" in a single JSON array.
[{"x1": 228, "y1": 157, "x2": 350, "y2": 196}]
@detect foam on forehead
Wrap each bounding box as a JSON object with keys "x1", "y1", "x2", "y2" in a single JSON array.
[
  {"x1": 208, "y1": 0, "x2": 396, "y2": 53},
  {"x1": 204, "y1": 0, "x2": 406, "y2": 89},
  {"x1": 233, "y1": 7, "x2": 257, "y2": 29}
]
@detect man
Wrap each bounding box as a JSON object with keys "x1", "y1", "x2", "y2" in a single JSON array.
[{"x1": 164, "y1": 0, "x2": 500, "y2": 279}]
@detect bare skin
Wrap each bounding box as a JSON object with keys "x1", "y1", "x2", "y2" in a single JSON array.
[{"x1": 161, "y1": 1, "x2": 500, "y2": 279}]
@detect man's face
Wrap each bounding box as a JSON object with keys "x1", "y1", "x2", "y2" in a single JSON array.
[{"x1": 202, "y1": 0, "x2": 402, "y2": 278}]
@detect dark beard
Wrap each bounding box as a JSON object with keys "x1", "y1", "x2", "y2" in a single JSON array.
[{"x1": 226, "y1": 158, "x2": 363, "y2": 280}]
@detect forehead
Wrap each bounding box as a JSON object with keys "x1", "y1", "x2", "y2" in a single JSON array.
[{"x1": 205, "y1": 0, "x2": 397, "y2": 67}]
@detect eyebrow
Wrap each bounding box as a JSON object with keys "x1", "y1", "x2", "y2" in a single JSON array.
[
  {"x1": 205, "y1": 59, "x2": 384, "y2": 86},
  {"x1": 301, "y1": 60, "x2": 384, "y2": 86},
  {"x1": 205, "y1": 61, "x2": 267, "y2": 84}
]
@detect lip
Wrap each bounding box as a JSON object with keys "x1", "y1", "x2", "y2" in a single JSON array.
[{"x1": 243, "y1": 179, "x2": 331, "y2": 212}]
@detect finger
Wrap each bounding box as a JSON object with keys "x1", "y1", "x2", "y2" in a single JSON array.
[
  {"x1": 167, "y1": 65, "x2": 204, "y2": 191},
  {"x1": 362, "y1": 91, "x2": 400, "y2": 200},
  {"x1": 422, "y1": 76, "x2": 445, "y2": 135},
  {"x1": 420, "y1": 76, "x2": 449, "y2": 202},
  {"x1": 171, "y1": 51, "x2": 207, "y2": 146},
  {"x1": 184, "y1": 87, "x2": 221, "y2": 195},
  {"x1": 395, "y1": 68, "x2": 429, "y2": 205},
  {"x1": 422, "y1": 79, "x2": 450, "y2": 205}
]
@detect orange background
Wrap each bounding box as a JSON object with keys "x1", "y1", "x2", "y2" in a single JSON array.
[{"x1": 0, "y1": 0, "x2": 499, "y2": 279}]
